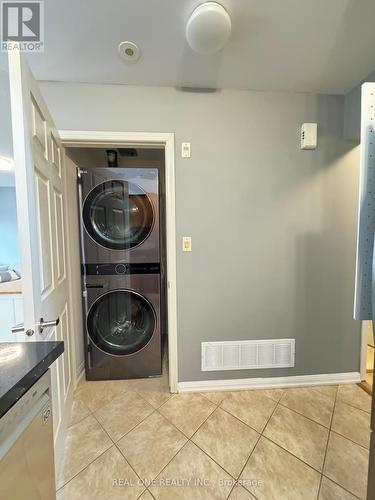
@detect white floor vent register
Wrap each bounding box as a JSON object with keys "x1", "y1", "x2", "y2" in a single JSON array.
[{"x1": 201, "y1": 339, "x2": 295, "y2": 371}]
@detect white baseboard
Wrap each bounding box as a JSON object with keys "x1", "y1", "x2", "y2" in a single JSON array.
[{"x1": 178, "y1": 372, "x2": 361, "y2": 393}]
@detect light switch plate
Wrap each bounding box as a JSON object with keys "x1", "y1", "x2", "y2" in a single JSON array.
[
  {"x1": 182, "y1": 236, "x2": 192, "y2": 251},
  {"x1": 181, "y1": 142, "x2": 191, "y2": 158}
]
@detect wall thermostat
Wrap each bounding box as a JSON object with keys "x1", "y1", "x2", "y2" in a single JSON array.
[{"x1": 300, "y1": 123, "x2": 317, "y2": 150}]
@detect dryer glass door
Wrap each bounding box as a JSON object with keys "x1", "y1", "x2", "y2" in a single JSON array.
[
  {"x1": 87, "y1": 290, "x2": 155, "y2": 355},
  {"x1": 83, "y1": 180, "x2": 154, "y2": 250}
]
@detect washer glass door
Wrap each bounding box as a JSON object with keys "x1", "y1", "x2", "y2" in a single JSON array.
[
  {"x1": 87, "y1": 290, "x2": 155, "y2": 355},
  {"x1": 83, "y1": 180, "x2": 154, "y2": 250}
]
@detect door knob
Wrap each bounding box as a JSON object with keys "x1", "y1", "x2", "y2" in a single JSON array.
[{"x1": 38, "y1": 317, "x2": 60, "y2": 334}]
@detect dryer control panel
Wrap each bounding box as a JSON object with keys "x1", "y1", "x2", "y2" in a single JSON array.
[{"x1": 82, "y1": 263, "x2": 160, "y2": 276}]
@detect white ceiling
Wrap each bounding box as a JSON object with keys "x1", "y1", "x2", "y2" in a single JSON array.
[{"x1": 10, "y1": 0, "x2": 375, "y2": 94}]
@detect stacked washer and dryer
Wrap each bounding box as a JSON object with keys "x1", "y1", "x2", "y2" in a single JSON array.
[{"x1": 79, "y1": 167, "x2": 163, "y2": 380}]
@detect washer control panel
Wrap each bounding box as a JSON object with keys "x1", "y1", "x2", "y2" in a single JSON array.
[{"x1": 82, "y1": 263, "x2": 160, "y2": 276}]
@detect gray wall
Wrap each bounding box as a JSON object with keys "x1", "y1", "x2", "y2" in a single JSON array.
[{"x1": 40, "y1": 82, "x2": 361, "y2": 382}]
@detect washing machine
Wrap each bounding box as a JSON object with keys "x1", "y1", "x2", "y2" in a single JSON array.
[
  {"x1": 80, "y1": 168, "x2": 159, "y2": 264},
  {"x1": 83, "y1": 263, "x2": 162, "y2": 380}
]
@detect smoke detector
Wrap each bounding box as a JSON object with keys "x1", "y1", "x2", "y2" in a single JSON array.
[
  {"x1": 118, "y1": 41, "x2": 141, "y2": 63},
  {"x1": 186, "y1": 2, "x2": 231, "y2": 55}
]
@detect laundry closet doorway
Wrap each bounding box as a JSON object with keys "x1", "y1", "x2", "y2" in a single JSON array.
[{"x1": 60, "y1": 131, "x2": 178, "y2": 393}]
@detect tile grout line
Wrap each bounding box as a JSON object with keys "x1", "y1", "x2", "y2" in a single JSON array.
[
  {"x1": 112, "y1": 407, "x2": 158, "y2": 444},
  {"x1": 114, "y1": 441, "x2": 151, "y2": 495},
  {"x1": 228, "y1": 392, "x2": 283, "y2": 500},
  {"x1": 157, "y1": 393, "x2": 217, "y2": 439},
  {"x1": 154, "y1": 407, "x2": 194, "y2": 439},
  {"x1": 140, "y1": 488, "x2": 156, "y2": 499},
  {"x1": 159, "y1": 390, "x2": 284, "y2": 440},
  {"x1": 145, "y1": 397, "x2": 236, "y2": 496},
  {"x1": 144, "y1": 425, "x2": 239, "y2": 497},
  {"x1": 67, "y1": 410, "x2": 92, "y2": 429},
  {"x1": 186, "y1": 395, "x2": 280, "y2": 498},
  {"x1": 59, "y1": 406, "x2": 150, "y2": 495},
  {"x1": 316, "y1": 384, "x2": 339, "y2": 499},
  {"x1": 217, "y1": 391, "x2": 331, "y2": 477},
  {"x1": 259, "y1": 391, "x2": 341, "y2": 477},
  {"x1": 67, "y1": 396, "x2": 92, "y2": 429},
  {"x1": 110, "y1": 397, "x2": 195, "y2": 490},
  {"x1": 188, "y1": 397, "x2": 222, "y2": 438},
  {"x1": 89, "y1": 408, "x2": 150, "y2": 496},
  {"x1": 56, "y1": 443, "x2": 115, "y2": 493},
  {"x1": 259, "y1": 432, "x2": 327, "y2": 476},
  {"x1": 218, "y1": 402, "x2": 275, "y2": 435},
  {"x1": 276, "y1": 389, "x2": 371, "y2": 452},
  {"x1": 131, "y1": 383, "x2": 174, "y2": 409},
  {"x1": 76, "y1": 386, "x2": 128, "y2": 415},
  {"x1": 277, "y1": 395, "x2": 336, "y2": 429},
  {"x1": 90, "y1": 388, "x2": 163, "y2": 444},
  {"x1": 96, "y1": 379, "x2": 191, "y2": 495},
  {"x1": 320, "y1": 475, "x2": 363, "y2": 500},
  {"x1": 328, "y1": 429, "x2": 371, "y2": 452},
  {"x1": 275, "y1": 389, "x2": 337, "y2": 427},
  {"x1": 56, "y1": 412, "x2": 113, "y2": 491},
  {"x1": 336, "y1": 398, "x2": 372, "y2": 415},
  {"x1": 145, "y1": 439, "x2": 192, "y2": 492},
  {"x1": 187, "y1": 404, "x2": 262, "y2": 482},
  {"x1": 241, "y1": 386, "x2": 339, "y2": 499},
  {"x1": 113, "y1": 409, "x2": 188, "y2": 482},
  {"x1": 214, "y1": 389, "x2": 285, "y2": 431}
]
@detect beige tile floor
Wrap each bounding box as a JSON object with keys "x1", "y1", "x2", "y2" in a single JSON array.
[{"x1": 57, "y1": 374, "x2": 372, "y2": 500}]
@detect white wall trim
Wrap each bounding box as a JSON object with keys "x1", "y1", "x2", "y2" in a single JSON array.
[
  {"x1": 58, "y1": 130, "x2": 179, "y2": 393},
  {"x1": 178, "y1": 372, "x2": 361, "y2": 393},
  {"x1": 360, "y1": 321, "x2": 369, "y2": 381}
]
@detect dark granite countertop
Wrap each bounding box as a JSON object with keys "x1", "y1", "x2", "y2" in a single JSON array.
[{"x1": 0, "y1": 341, "x2": 64, "y2": 418}]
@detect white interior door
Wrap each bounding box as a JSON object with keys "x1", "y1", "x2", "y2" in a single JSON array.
[{"x1": 8, "y1": 49, "x2": 74, "y2": 475}]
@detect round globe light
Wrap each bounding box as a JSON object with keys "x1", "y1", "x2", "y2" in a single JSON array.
[{"x1": 186, "y1": 2, "x2": 231, "y2": 55}]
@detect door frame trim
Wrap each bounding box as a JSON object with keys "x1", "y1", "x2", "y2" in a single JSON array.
[
  {"x1": 58, "y1": 130, "x2": 178, "y2": 393},
  {"x1": 360, "y1": 320, "x2": 370, "y2": 381}
]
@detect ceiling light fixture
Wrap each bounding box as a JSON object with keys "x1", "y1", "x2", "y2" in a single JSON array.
[
  {"x1": 118, "y1": 41, "x2": 141, "y2": 63},
  {"x1": 186, "y1": 2, "x2": 231, "y2": 55},
  {"x1": 0, "y1": 156, "x2": 15, "y2": 171}
]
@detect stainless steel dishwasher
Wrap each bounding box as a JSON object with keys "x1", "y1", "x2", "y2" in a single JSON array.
[{"x1": 0, "y1": 370, "x2": 56, "y2": 500}]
